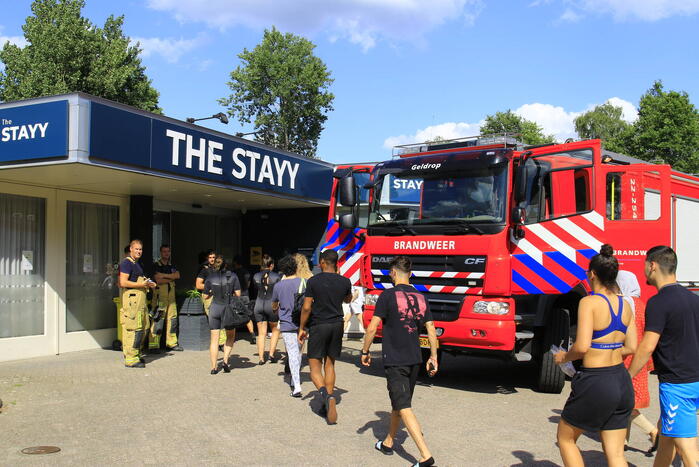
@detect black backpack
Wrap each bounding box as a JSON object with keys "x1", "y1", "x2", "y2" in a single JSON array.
[{"x1": 291, "y1": 279, "x2": 307, "y2": 327}]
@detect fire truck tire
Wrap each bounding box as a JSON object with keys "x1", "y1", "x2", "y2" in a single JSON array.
[
  {"x1": 535, "y1": 307, "x2": 569, "y2": 394},
  {"x1": 419, "y1": 348, "x2": 442, "y2": 377}
]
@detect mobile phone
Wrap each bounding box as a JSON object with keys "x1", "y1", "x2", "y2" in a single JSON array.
[{"x1": 427, "y1": 360, "x2": 436, "y2": 377}]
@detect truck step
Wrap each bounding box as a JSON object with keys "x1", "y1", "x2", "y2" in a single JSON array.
[
  {"x1": 515, "y1": 351, "x2": 532, "y2": 362},
  {"x1": 515, "y1": 331, "x2": 534, "y2": 340}
]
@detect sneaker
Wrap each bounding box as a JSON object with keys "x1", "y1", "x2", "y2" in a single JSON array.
[
  {"x1": 166, "y1": 345, "x2": 184, "y2": 352},
  {"x1": 126, "y1": 362, "x2": 146, "y2": 368},
  {"x1": 374, "y1": 440, "x2": 393, "y2": 455},
  {"x1": 290, "y1": 390, "x2": 302, "y2": 398}
]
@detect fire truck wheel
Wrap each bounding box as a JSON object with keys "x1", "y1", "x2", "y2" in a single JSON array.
[{"x1": 535, "y1": 307, "x2": 569, "y2": 394}]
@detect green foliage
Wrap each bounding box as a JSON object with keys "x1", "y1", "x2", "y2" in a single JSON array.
[
  {"x1": 184, "y1": 289, "x2": 201, "y2": 299},
  {"x1": 574, "y1": 102, "x2": 633, "y2": 153},
  {"x1": 480, "y1": 110, "x2": 555, "y2": 145},
  {"x1": 626, "y1": 81, "x2": 699, "y2": 173},
  {"x1": 0, "y1": 0, "x2": 160, "y2": 113},
  {"x1": 219, "y1": 27, "x2": 334, "y2": 158}
]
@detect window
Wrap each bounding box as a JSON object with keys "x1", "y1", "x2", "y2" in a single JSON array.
[
  {"x1": 0, "y1": 193, "x2": 45, "y2": 338},
  {"x1": 522, "y1": 149, "x2": 593, "y2": 223},
  {"x1": 606, "y1": 170, "x2": 661, "y2": 221}
]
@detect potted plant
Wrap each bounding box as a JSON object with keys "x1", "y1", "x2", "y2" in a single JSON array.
[
  {"x1": 178, "y1": 289, "x2": 209, "y2": 350},
  {"x1": 180, "y1": 289, "x2": 204, "y2": 316}
]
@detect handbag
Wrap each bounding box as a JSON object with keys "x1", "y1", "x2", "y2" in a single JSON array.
[
  {"x1": 222, "y1": 296, "x2": 251, "y2": 329},
  {"x1": 291, "y1": 278, "x2": 307, "y2": 327}
]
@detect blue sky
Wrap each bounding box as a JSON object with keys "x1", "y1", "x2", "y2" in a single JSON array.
[{"x1": 1, "y1": 0, "x2": 698, "y2": 163}]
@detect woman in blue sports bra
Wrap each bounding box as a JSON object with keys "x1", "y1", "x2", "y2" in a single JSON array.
[{"x1": 553, "y1": 244, "x2": 638, "y2": 467}]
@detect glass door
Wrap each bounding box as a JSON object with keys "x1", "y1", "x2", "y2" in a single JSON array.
[{"x1": 65, "y1": 201, "x2": 120, "y2": 333}]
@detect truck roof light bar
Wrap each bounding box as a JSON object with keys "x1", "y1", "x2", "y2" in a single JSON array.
[{"x1": 392, "y1": 133, "x2": 523, "y2": 157}]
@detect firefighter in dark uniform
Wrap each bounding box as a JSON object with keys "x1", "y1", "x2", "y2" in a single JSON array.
[
  {"x1": 149, "y1": 244, "x2": 183, "y2": 352},
  {"x1": 196, "y1": 250, "x2": 226, "y2": 346},
  {"x1": 118, "y1": 239, "x2": 156, "y2": 368}
]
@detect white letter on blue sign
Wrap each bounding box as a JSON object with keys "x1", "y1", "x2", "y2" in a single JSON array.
[
  {"x1": 207, "y1": 140, "x2": 223, "y2": 175},
  {"x1": 186, "y1": 135, "x2": 206, "y2": 171},
  {"x1": 231, "y1": 148, "x2": 246, "y2": 179},
  {"x1": 246, "y1": 150, "x2": 260, "y2": 182},
  {"x1": 284, "y1": 161, "x2": 299, "y2": 190},
  {"x1": 258, "y1": 155, "x2": 276, "y2": 185},
  {"x1": 166, "y1": 129, "x2": 186, "y2": 166}
]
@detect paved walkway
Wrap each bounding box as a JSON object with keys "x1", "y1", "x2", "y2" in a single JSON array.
[{"x1": 0, "y1": 335, "x2": 671, "y2": 466}]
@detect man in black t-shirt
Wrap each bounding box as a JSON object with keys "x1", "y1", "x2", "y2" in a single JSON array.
[
  {"x1": 361, "y1": 256, "x2": 437, "y2": 467},
  {"x1": 628, "y1": 246, "x2": 699, "y2": 467},
  {"x1": 298, "y1": 249, "x2": 352, "y2": 425}
]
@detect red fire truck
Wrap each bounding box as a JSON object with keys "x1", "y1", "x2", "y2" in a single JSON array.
[{"x1": 323, "y1": 137, "x2": 699, "y2": 393}]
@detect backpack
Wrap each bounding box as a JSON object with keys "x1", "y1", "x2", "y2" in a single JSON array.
[{"x1": 291, "y1": 278, "x2": 307, "y2": 327}]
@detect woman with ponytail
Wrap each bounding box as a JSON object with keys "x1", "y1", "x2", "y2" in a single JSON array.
[{"x1": 554, "y1": 244, "x2": 637, "y2": 467}]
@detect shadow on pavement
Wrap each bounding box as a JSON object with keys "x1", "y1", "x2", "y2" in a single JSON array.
[
  {"x1": 356, "y1": 411, "x2": 416, "y2": 464},
  {"x1": 341, "y1": 347, "x2": 534, "y2": 395},
  {"x1": 548, "y1": 409, "x2": 601, "y2": 443}
]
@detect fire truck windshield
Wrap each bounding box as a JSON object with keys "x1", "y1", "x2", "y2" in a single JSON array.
[{"x1": 368, "y1": 166, "x2": 508, "y2": 234}]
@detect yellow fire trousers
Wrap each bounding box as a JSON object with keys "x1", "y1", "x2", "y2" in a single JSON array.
[
  {"x1": 149, "y1": 282, "x2": 178, "y2": 349},
  {"x1": 120, "y1": 283, "x2": 147, "y2": 366}
]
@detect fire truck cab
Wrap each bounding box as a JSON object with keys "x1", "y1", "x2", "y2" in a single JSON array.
[{"x1": 326, "y1": 136, "x2": 699, "y2": 393}]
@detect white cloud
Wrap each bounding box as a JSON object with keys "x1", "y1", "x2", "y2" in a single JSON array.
[
  {"x1": 559, "y1": 8, "x2": 582, "y2": 22},
  {"x1": 146, "y1": 0, "x2": 484, "y2": 51},
  {"x1": 514, "y1": 102, "x2": 581, "y2": 141},
  {"x1": 551, "y1": 0, "x2": 699, "y2": 22},
  {"x1": 384, "y1": 121, "x2": 483, "y2": 149},
  {"x1": 383, "y1": 97, "x2": 637, "y2": 149},
  {"x1": 0, "y1": 26, "x2": 27, "y2": 48},
  {"x1": 606, "y1": 96, "x2": 637, "y2": 123},
  {"x1": 133, "y1": 35, "x2": 206, "y2": 63}
]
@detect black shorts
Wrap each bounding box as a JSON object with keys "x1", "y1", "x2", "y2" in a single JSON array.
[
  {"x1": 385, "y1": 365, "x2": 420, "y2": 411},
  {"x1": 253, "y1": 299, "x2": 278, "y2": 323},
  {"x1": 561, "y1": 363, "x2": 634, "y2": 432},
  {"x1": 207, "y1": 305, "x2": 224, "y2": 330},
  {"x1": 307, "y1": 322, "x2": 343, "y2": 360}
]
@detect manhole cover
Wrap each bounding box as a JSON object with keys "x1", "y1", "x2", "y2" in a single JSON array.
[{"x1": 21, "y1": 446, "x2": 61, "y2": 455}]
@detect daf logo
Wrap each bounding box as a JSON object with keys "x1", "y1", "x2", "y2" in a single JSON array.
[
  {"x1": 372, "y1": 256, "x2": 394, "y2": 264},
  {"x1": 464, "y1": 258, "x2": 485, "y2": 265}
]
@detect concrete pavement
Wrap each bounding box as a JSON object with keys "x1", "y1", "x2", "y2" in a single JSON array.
[{"x1": 0, "y1": 335, "x2": 670, "y2": 466}]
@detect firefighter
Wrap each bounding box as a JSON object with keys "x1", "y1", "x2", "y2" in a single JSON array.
[
  {"x1": 118, "y1": 239, "x2": 156, "y2": 368},
  {"x1": 149, "y1": 244, "x2": 183, "y2": 352},
  {"x1": 196, "y1": 250, "x2": 226, "y2": 346}
]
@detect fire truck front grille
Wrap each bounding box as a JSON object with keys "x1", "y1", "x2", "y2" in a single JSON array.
[{"x1": 370, "y1": 254, "x2": 486, "y2": 296}]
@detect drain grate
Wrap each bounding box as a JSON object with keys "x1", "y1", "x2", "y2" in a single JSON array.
[{"x1": 21, "y1": 446, "x2": 61, "y2": 455}]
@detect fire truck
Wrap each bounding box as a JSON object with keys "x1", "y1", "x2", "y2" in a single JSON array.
[{"x1": 322, "y1": 136, "x2": 699, "y2": 393}]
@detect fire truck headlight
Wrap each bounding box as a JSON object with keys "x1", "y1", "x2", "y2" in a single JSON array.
[
  {"x1": 473, "y1": 301, "x2": 510, "y2": 315},
  {"x1": 364, "y1": 294, "x2": 379, "y2": 306}
]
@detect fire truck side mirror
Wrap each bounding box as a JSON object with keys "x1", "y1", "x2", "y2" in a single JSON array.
[
  {"x1": 339, "y1": 176, "x2": 357, "y2": 207},
  {"x1": 511, "y1": 205, "x2": 527, "y2": 225},
  {"x1": 339, "y1": 212, "x2": 358, "y2": 230},
  {"x1": 514, "y1": 165, "x2": 527, "y2": 203}
]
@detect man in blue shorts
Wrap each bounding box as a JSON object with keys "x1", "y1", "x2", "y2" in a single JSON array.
[{"x1": 628, "y1": 245, "x2": 699, "y2": 467}]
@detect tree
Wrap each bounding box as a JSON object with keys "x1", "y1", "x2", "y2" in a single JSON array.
[
  {"x1": 219, "y1": 27, "x2": 334, "y2": 158},
  {"x1": 574, "y1": 102, "x2": 633, "y2": 153},
  {"x1": 626, "y1": 80, "x2": 699, "y2": 173},
  {"x1": 480, "y1": 110, "x2": 555, "y2": 145},
  {"x1": 0, "y1": 0, "x2": 160, "y2": 113}
]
